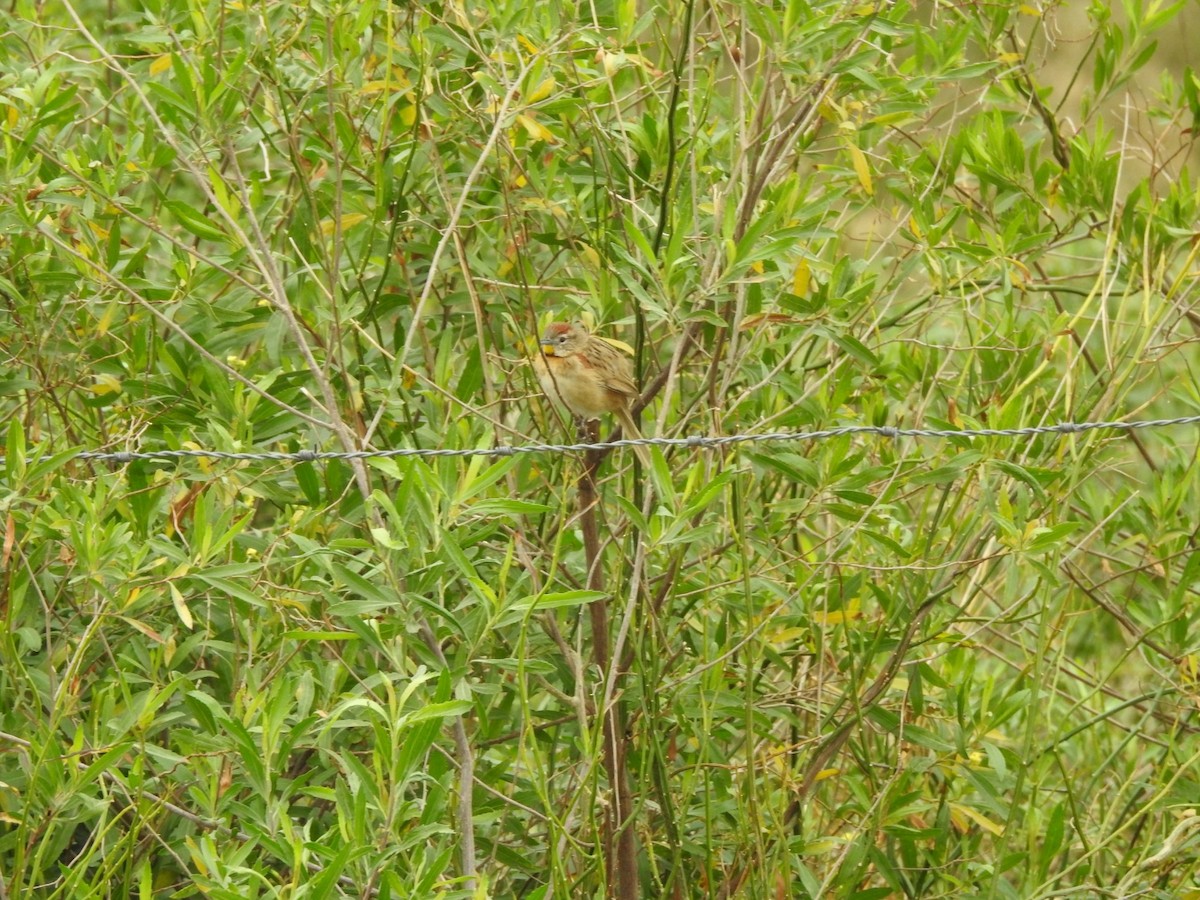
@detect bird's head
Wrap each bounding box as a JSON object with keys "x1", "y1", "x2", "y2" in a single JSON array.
[{"x1": 540, "y1": 321, "x2": 588, "y2": 356}]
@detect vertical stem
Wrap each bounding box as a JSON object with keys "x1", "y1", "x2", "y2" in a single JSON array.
[{"x1": 579, "y1": 422, "x2": 639, "y2": 899}]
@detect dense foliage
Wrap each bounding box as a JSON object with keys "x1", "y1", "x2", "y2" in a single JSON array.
[{"x1": 2, "y1": 0, "x2": 1199, "y2": 896}]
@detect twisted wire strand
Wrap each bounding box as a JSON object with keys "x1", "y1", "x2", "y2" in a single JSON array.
[{"x1": 3, "y1": 414, "x2": 1199, "y2": 468}]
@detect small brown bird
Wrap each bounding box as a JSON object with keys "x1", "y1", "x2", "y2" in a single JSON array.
[{"x1": 532, "y1": 321, "x2": 652, "y2": 466}]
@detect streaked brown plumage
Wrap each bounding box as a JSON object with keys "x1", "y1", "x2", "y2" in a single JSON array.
[{"x1": 532, "y1": 321, "x2": 652, "y2": 466}]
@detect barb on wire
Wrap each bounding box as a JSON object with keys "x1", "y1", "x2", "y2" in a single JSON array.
[{"x1": 2, "y1": 415, "x2": 1198, "y2": 470}]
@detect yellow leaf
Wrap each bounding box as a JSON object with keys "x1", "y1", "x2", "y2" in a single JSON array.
[
  {"x1": 181, "y1": 441, "x2": 211, "y2": 474},
  {"x1": 149, "y1": 55, "x2": 172, "y2": 76},
  {"x1": 517, "y1": 34, "x2": 540, "y2": 55},
  {"x1": 87, "y1": 374, "x2": 122, "y2": 396},
  {"x1": 518, "y1": 197, "x2": 566, "y2": 217},
  {"x1": 768, "y1": 626, "x2": 806, "y2": 643},
  {"x1": 997, "y1": 52, "x2": 1023, "y2": 64},
  {"x1": 624, "y1": 53, "x2": 662, "y2": 76},
  {"x1": 448, "y1": 0, "x2": 470, "y2": 28},
  {"x1": 171, "y1": 583, "x2": 194, "y2": 630},
  {"x1": 812, "y1": 599, "x2": 861, "y2": 626},
  {"x1": 803, "y1": 837, "x2": 843, "y2": 854},
  {"x1": 526, "y1": 76, "x2": 556, "y2": 104},
  {"x1": 813, "y1": 767, "x2": 840, "y2": 782},
  {"x1": 516, "y1": 113, "x2": 555, "y2": 143},
  {"x1": 949, "y1": 802, "x2": 1004, "y2": 836},
  {"x1": 1182, "y1": 654, "x2": 1199, "y2": 682},
  {"x1": 7, "y1": 106, "x2": 17, "y2": 128},
  {"x1": 846, "y1": 142, "x2": 873, "y2": 195},
  {"x1": 400, "y1": 103, "x2": 417, "y2": 127},
  {"x1": 1019, "y1": 3, "x2": 1040, "y2": 15},
  {"x1": 96, "y1": 300, "x2": 118, "y2": 336},
  {"x1": 793, "y1": 258, "x2": 810, "y2": 295},
  {"x1": 579, "y1": 244, "x2": 601, "y2": 269},
  {"x1": 817, "y1": 98, "x2": 845, "y2": 123},
  {"x1": 319, "y1": 212, "x2": 367, "y2": 237},
  {"x1": 868, "y1": 110, "x2": 916, "y2": 128},
  {"x1": 597, "y1": 335, "x2": 635, "y2": 356},
  {"x1": 599, "y1": 50, "x2": 625, "y2": 77}
]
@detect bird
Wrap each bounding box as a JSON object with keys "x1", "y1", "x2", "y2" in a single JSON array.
[{"x1": 532, "y1": 321, "x2": 652, "y2": 467}]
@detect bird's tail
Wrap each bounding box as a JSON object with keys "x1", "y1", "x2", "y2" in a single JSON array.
[{"x1": 616, "y1": 408, "x2": 653, "y2": 468}]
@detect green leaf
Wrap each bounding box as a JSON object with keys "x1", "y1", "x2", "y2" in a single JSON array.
[
  {"x1": 282, "y1": 630, "x2": 358, "y2": 641},
  {"x1": 1026, "y1": 521, "x2": 1081, "y2": 553},
  {"x1": 5, "y1": 419, "x2": 26, "y2": 479},
  {"x1": 499, "y1": 590, "x2": 607, "y2": 626},
  {"x1": 461, "y1": 498, "x2": 552, "y2": 517},
  {"x1": 405, "y1": 700, "x2": 473, "y2": 724},
  {"x1": 296, "y1": 461, "x2": 322, "y2": 506},
  {"x1": 164, "y1": 200, "x2": 227, "y2": 241}
]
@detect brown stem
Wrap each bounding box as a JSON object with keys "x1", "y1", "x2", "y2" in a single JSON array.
[{"x1": 579, "y1": 421, "x2": 639, "y2": 899}]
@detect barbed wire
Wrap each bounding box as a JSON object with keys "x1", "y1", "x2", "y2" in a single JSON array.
[{"x1": 3, "y1": 414, "x2": 1199, "y2": 468}]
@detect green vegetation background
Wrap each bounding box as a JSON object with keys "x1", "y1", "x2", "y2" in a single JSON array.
[{"x1": 2, "y1": 0, "x2": 1199, "y2": 896}]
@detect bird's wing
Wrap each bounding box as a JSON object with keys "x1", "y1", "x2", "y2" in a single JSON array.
[{"x1": 604, "y1": 372, "x2": 639, "y2": 399}]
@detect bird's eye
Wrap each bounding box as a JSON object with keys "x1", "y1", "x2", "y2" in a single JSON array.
[{"x1": 557, "y1": 335, "x2": 567, "y2": 343}]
